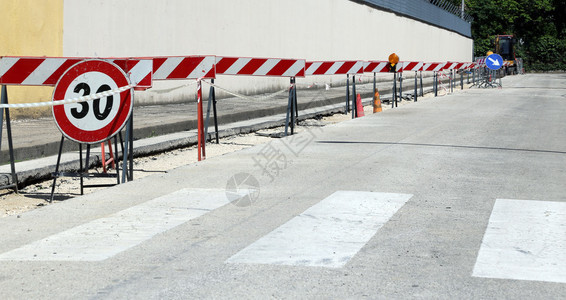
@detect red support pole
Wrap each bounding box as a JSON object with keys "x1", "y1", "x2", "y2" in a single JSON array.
[{"x1": 197, "y1": 80, "x2": 206, "y2": 161}]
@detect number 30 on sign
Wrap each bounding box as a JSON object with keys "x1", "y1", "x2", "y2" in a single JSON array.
[{"x1": 52, "y1": 60, "x2": 133, "y2": 144}]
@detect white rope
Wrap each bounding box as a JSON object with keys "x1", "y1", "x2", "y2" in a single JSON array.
[
  {"x1": 202, "y1": 80, "x2": 290, "y2": 102},
  {"x1": 147, "y1": 80, "x2": 198, "y2": 94},
  {"x1": 0, "y1": 83, "x2": 137, "y2": 109},
  {"x1": 295, "y1": 75, "x2": 377, "y2": 90},
  {"x1": 295, "y1": 77, "x2": 349, "y2": 89}
]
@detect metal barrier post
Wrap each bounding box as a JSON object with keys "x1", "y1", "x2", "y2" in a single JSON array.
[
  {"x1": 113, "y1": 135, "x2": 120, "y2": 184},
  {"x1": 345, "y1": 74, "x2": 350, "y2": 114},
  {"x1": 204, "y1": 80, "x2": 213, "y2": 142},
  {"x1": 285, "y1": 77, "x2": 297, "y2": 135},
  {"x1": 204, "y1": 79, "x2": 219, "y2": 144},
  {"x1": 414, "y1": 71, "x2": 418, "y2": 102},
  {"x1": 212, "y1": 80, "x2": 219, "y2": 144},
  {"x1": 121, "y1": 116, "x2": 131, "y2": 183},
  {"x1": 0, "y1": 85, "x2": 18, "y2": 192},
  {"x1": 420, "y1": 71, "x2": 423, "y2": 96},
  {"x1": 284, "y1": 78, "x2": 292, "y2": 136},
  {"x1": 293, "y1": 77, "x2": 298, "y2": 121},
  {"x1": 352, "y1": 75, "x2": 357, "y2": 119},
  {"x1": 399, "y1": 72, "x2": 403, "y2": 101},
  {"x1": 453, "y1": 70, "x2": 456, "y2": 92},
  {"x1": 447, "y1": 70, "x2": 451, "y2": 92},
  {"x1": 448, "y1": 70, "x2": 455, "y2": 93},
  {"x1": 196, "y1": 80, "x2": 205, "y2": 161},
  {"x1": 80, "y1": 144, "x2": 85, "y2": 195},
  {"x1": 473, "y1": 68, "x2": 476, "y2": 85},
  {"x1": 128, "y1": 114, "x2": 134, "y2": 181},
  {"x1": 438, "y1": 71, "x2": 442, "y2": 96},
  {"x1": 392, "y1": 72, "x2": 397, "y2": 108},
  {"x1": 460, "y1": 70, "x2": 464, "y2": 89},
  {"x1": 50, "y1": 135, "x2": 65, "y2": 202},
  {"x1": 291, "y1": 77, "x2": 296, "y2": 134},
  {"x1": 373, "y1": 71, "x2": 377, "y2": 110}
]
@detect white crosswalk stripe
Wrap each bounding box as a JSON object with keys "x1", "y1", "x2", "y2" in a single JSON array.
[
  {"x1": 473, "y1": 199, "x2": 566, "y2": 283},
  {"x1": 0, "y1": 188, "x2": 252, "y2": 261},
  {"x1": 3, "y1": 186, "x2": 563, "y2": 286},
  {"x1": 226, "y1": 191, "x2": 412, "y2": 268}
]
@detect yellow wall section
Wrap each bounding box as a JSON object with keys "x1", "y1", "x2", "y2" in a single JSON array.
[{"x1": 0, "y1": 0, "x2": 63, "y2": 118}]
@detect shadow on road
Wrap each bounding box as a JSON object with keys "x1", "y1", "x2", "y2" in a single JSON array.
[{"x1": 317, "y1": 140, "x2": 566, "y2": 155}]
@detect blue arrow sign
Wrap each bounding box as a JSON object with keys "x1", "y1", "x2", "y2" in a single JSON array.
[{"x1": 486, "y1": 54, "x2": 504, "y2": 70}]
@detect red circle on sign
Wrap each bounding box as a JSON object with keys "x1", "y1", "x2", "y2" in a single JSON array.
[{"x1": 52, "y1": 60, "x2": 133, "y2": 144}]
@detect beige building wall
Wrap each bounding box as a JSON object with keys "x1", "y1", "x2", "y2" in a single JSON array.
[{"x1": 0, "y1": 0, "x2": 64, "y2": 118}]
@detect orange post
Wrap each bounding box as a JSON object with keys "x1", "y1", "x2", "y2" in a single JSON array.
[
  {"x1": 101, "y1": 140, "x2": 115, "y2": 173},
  {"x1": 373, "y1": 89, "x2": 382, "y2": 113}
]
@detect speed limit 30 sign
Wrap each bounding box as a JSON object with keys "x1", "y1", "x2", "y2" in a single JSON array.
[{"x1": 52, "y1": 59, "x2": 133, "y2": 144}]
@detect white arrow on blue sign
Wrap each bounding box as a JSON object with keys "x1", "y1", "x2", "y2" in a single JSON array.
[{"x1": 486, "y1": 54, "x2": 504, "y2": 70}]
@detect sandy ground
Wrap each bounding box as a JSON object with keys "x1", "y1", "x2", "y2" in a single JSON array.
[{"x1": 0, "y1": 92, "x2": 443, "y2": 218}]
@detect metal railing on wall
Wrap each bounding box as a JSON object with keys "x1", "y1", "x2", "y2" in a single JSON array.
[
  {"x1": 429, "y1": 0, "x2": 473, "y2": 23},
  {"x1": 351, "y1": 0, "x2": 472, "y2": 37}
]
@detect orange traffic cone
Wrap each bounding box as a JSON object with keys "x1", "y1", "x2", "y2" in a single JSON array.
[
  {"x1": 373, "y1": 89, "x2": 382, "y2": 113},
  {"x1": 356, "y1": 94, "x2": 365, "y2": 117}
]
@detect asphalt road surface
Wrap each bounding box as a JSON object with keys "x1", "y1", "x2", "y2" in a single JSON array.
[{"x1": 0, "y1": 73, "x2": 564, "y2": 299}]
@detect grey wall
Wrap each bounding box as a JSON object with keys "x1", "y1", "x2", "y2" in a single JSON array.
[
  {"x1": 63, "y1": 0, "x2": 474, "y2": 105},
  {"x1": 353, "y1": 0, "x2": 472, "y2": 37}
]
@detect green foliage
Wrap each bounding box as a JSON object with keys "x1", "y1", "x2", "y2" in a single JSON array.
[{"x1": 465, "y1": 0, "x2": 566, "y2": 71}]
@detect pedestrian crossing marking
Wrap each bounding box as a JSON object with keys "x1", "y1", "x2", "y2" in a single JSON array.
[
  {"x1": 473, "y1": 199, "x2": 566, "y2": 283},
  {"x1": 226, "y1": 191, "x2": 412, "y2": 268},
  {"x1": 0, "y1": 188, "x2": 251, "y2": 261}
]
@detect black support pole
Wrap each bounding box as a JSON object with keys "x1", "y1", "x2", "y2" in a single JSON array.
[
  {"x1": 352, "y1": 75, "x2": 357, "y2": 119},
  {"x1": 420, "y1": 71, "x2": 423, "y2": 96},
  {"x1": 433, "y1": 71, "x2": 438, "y2": 97},
  {"x1": 284, "y1": 78, "x2": 293, "y2": 136},
  {"x1": 0, "y1": 86, "x2": 18, "y2": 192},
  {"x1": 49, "y1": 135, "x2": 65, "y2": 202},
  {"x1": 399, "y1": 72, "x2": 403, "y2": 101},
  {"x1": 293, "y1": 77, "x2": 298, "y2": 120},
  {"x1": 414, "y1": 71, "x2": 418, "y2": 102},
  {"x1": 392, "y1": 72, "x2": 397, "y2": 108},
  {"x1": 212, "y1": 79, "x2": 219, "y2": 144},
  {"x1": 345, "y1": 74, "x2": 350, "y2": 114}
]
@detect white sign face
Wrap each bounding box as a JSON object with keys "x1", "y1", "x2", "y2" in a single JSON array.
[
  {"x1": 52, "y1": 60, "x2": 133, "y2": 144},
  {"x1": 63, "y1": 71, "x2": 120, "y2": 131},
  {"x1": 486, "y1": 54, "x2": 504, "y2": 70}
]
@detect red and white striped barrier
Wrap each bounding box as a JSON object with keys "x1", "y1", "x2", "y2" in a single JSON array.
[
  {"x1": 422, "y1": 62, "x2": 447, "y2": 72},
  {"x1": 476, "y1": 58, "x2": 486, "y2": 66},
  {"x1": 364, "y1": 61, "x2": 391, "y2": 73},
  {"x1": 305, "y1": 61, "x2": 364, "y2": 75},
  {"x1": 0, "y1": 56, "x2": 152, "y2": 90},
  {"x1": 216, "y1": 56, "x2": 305, "y2": 77},
  {"x1": 444, "y1": 62, "x2": 463, "y2": 70},
  {"x1": 152, "y1": 56, "x2": 216, "y2": 80},
  {"x1": 457, "y1": 62, "x2": 473, "y2": 69},
  {"x1": 449, "y1": 62, "x2": 474, "y2": 70},
  {"x1": 400, "y1": 61, "x2": 424, "y2": 72},
  {"x1": 148, "y1": 55, "x2": 217, "y2": 162}
]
